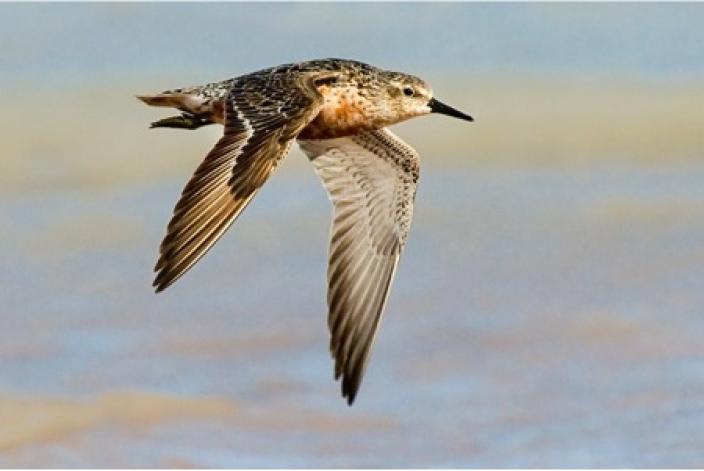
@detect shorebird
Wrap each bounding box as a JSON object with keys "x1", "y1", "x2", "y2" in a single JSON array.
[{"x1": 138, "y1": 58, "x2": 472, "y2": 404}]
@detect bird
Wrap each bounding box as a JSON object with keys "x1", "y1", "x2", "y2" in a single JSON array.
[{"x1": 137, "y1": 58, "x2": 473, "y2": 405}]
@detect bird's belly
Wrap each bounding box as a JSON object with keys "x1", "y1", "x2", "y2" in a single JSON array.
[{"x1": 299, "y1": 114, "x2": 372, "y2": 139}]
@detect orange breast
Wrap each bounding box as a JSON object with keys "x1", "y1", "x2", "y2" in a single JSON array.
[{"x1": 299, "y1": 85, "x2": 374, "y2": 139}]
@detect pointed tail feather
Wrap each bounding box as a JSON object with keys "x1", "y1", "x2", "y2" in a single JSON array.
[{"x1": 136, "y1": 93, "x2": 195, "y2": 109}]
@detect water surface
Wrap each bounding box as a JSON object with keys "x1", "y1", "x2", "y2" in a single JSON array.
[{"x1": 2, "y1": 162, "x2": 704, "y2": 467}]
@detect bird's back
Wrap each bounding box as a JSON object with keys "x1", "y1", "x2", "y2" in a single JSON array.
[{"x1": 137, "y1": 59, "x2": 385, "y2": 130}]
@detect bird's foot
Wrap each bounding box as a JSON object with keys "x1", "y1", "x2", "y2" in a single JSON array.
[{"x1": 149, "y1": 113, "x2": 213, "y2": 130}]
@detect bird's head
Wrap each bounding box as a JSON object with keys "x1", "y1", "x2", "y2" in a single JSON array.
[{"x1": 375, "y1": 71, "x2": 473, "y2": 125}]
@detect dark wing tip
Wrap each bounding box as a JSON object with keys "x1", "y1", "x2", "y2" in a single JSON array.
[
  {"x1": 343, "y1": 385, "x2": 358, "y2": 405},
  {"x1": 153, "y1": 260, "x2": 177, "y2": 293},
  {"x1": 339, "y1": 360, "x2": 364, "y2": 406},
  {"x1": 345, "y1": 392, "x2": 356, "y2": 406},
  {"x1": 152, "y1": 272, "x2": 168, "y2": 293},
  {"x1": 342, "y1": 376, "x2": 358, "y2": 405},
  {"x1": 331, "y1": 340, "x2": 361, "y2": 404},
  {"x1": 152, "y1": 255, "x2": 167, "y2": 292}
]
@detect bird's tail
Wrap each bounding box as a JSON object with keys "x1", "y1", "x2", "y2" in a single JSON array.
[
  {"x1": 137, "y1": 79, "x2": 233, "y2": 129},
  {"x1": 136, "y1": 91, "x2": 220, "y2": 130},
  {"x1": 136, "y1": 92, "x2": 191, "y2": 109},
  {"x1": 137, "y1": 79, "x2": 231, "y2": 130}
]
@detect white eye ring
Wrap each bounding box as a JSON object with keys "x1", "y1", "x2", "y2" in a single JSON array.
[{"x1": 403, "y1": 86, "x2": 415, "y2": 97}]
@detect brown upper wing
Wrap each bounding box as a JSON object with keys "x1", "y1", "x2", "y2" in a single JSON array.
[
  {"x1": 298, "y1": 128, "x2": 420, "y2": 404},
  {"x1": 153, "y1": 72, "x2": 326, "y2": 292}
]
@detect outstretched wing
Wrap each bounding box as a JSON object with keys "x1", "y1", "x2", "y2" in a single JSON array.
[
  {"x1": 153, "y1": 72, "x2": 326, "y2": 292},
  {"x1": 298, "y1": 128, "x2": 420, "y2": 404}
]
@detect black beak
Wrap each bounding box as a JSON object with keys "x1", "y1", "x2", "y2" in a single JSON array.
[{"x1": 428, "y1": 98, "x2": 473, "y2": 122}]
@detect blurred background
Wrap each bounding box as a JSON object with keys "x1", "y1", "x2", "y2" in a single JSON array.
[{"x1": 2, "y1": 3, "x2": 704, "y2": 467}]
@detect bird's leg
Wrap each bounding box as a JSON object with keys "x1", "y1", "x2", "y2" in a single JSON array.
[{"x1": 149, "y1": 113, "x2": 213, "y2": 130}]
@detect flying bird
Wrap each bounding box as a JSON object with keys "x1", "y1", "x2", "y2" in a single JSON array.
[{"x1": 138, "y1": 58, "x2": 473, "y2": 404}]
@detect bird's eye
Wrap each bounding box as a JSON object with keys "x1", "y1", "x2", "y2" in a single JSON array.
[{"x1": 403, "y1": 86, "x2": 415, "y2": 97}]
